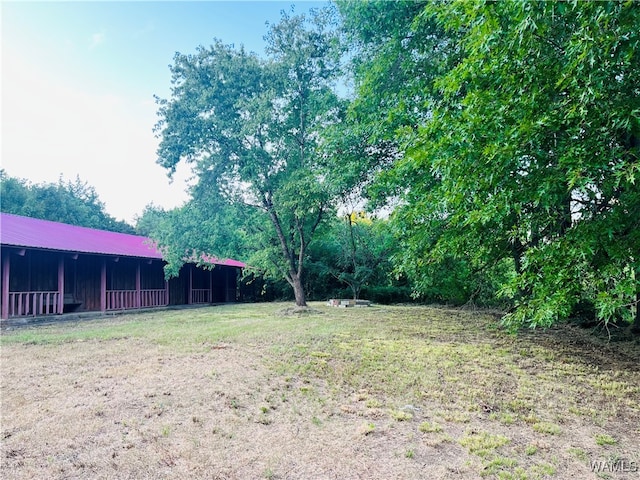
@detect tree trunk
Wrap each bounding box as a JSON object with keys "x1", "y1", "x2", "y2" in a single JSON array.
[
  {"x1": 350, "y1": 283, "x2": 358, "y2": 301},
  {"x1": 264, "y1": 202, "x2": 308, "y2": 307},
  {"x1": 512, "y1": 239, "x2": 524, "y2": 275},
  {"x1": 291, "y1": 273, "x2": 307, "y2": 307}
]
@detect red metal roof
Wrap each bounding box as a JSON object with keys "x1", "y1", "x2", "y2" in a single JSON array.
[{"x1": 0, "y1": 213, "x2": 245, "y2": 268}]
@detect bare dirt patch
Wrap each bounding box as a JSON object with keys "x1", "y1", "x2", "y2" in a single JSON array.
[
  {"x1": 276, "y1": 306, "x2": 323, "y2": 316},
  {"x1": 1, "y1": 303, "x2": 639, "y2": 479},
  {"x1": 1, "y1": 339, "x2": 441, "y2": 479}
]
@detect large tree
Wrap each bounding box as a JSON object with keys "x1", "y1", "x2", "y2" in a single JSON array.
[
  {"x1": 418, "y1": 0, "x2": 639, "y2": 329},
  {"x1": 339, "y1": 1, "x2": 640, "y2": 329},
  {"x1": 154, "y1": 7, "x2": 344, "y2": 306}
]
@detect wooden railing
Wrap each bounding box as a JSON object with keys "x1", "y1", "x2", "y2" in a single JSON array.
[
  {"x1": 7, "y1": 291, "x2": 60, "y2": 317},
  {"x1": 140, "y1": 289, "x2": 168, "y2": 308},
  {"x1": 5, "y1": 289, "x2": 170, "y2": 317},
  {"x1": 191, "y1": 289, "x2": 210, "y2": 304},
  {"x1": 106, "y1": 290, "x2": 137, "y2": 310},
  {"x1": 106, "y1": 289, "x2": 168, "y2": 310}
]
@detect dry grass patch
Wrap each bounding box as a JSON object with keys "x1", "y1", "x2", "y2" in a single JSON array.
[{"x1": 1, "y1": 302, "x2": 639, "y2": 479}]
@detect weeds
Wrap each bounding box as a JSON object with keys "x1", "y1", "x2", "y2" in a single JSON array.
[
  {"x1": 365, "y1": 398, "x2": 382, "y2": 408},
  {"x1": 459, "y1": 431, "x2": 510, "y2": 457},
  {"x1": 2, "y1": 302, "x2": 638, "y2": 480},
  {"x1": 418, "y1": 421, "x2": 443, "y2": 433},
  {"x1": 390, "y1": 410, "x2": 413, "y2": 421},
  {"x1": 359, "y1": 422, "x2": 375, "y2": 436},
  {"x1": 532, "y1": 422, "x2": 562, "y2": 435},
  {"x1": 595, "y1": 434, "x2": 617, "y2": 446},
  {"x1": 567, "y1": 447, "x2": 588, "y2": 461},
  {"x1": 481, "y1": 456, "x2": 518, "y2": 476}
]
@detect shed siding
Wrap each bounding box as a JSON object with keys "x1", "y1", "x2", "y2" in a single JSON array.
[{"x1": 73, "y1": 255, "x2": 103, "y2": 312}]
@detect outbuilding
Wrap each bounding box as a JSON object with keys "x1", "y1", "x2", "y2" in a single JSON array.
[{"x1": 0, "y1": 213, "x2": 245, "y2": 320}]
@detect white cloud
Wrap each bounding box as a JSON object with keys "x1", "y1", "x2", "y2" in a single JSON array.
[{"x1": 2, "y1": 48, "x2": 191, "y2": 223}]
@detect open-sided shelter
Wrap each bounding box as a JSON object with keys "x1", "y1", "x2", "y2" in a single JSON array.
[{"x1": 0, "y1": 213, "x2": 245, "y2": 320}]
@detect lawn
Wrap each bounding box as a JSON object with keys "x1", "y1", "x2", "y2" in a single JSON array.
[{"x1": 1, "y1": 303, "x2": 639, "y2": 479}]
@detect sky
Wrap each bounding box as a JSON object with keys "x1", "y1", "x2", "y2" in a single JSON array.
[{"x1": 1, "y1": 0, "x2": 330, "y2": 223}]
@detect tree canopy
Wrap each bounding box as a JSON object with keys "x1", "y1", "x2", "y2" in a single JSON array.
[
  {"x1": 149, "y1": 0, "x2": 638, "y2": 331},
  {"x1": 154, "y1": 7, "x2": 345, "y2": 306},
  {"x1": 0, "y1": 170, "x2": 135, "y2": 234},
  {"x1": 338, "y1": 0, "x2": 640, "y2": 330}
]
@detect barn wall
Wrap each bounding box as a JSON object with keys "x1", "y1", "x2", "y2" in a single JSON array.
[
  {"x1": 6, "y1": 250, "x2": 58, "y2": 292},
  {"x1": 168, "y1": 266, "x2": 188, "y2": 306},
  {"x1": 212, "y1": 266, "x2": 238, "y2": 302},
  {"x1": 72, "y1": 255, "x2": 102, "y2": 312},
  {"x1": 142, "y1": 261, "x2": 166, "y2": 290},
  {"x1": 190, "y1": 266, "x2": 209, "y2": 289},
  {"x1": 106, "y1": 257, "x2": 137, "y2": 291},
  {"x1": 1, "y1": 246, "x2": 241, "y2": 318}
]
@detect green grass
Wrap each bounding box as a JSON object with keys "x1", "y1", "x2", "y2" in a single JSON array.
[
  {"x1": 532, "y1": 422, "x2": 562, "y2": 435},
  {"x1": 0, "y1": 303, "x2": 310, "y2": 347},
  {"x1": 459, "y1": 431, "x2": 510, "y2": 457},
  {"x1": 567, "y1": 447, "x2": 588, "y2": 461},
  {"x1": 418, "y1": 421, "x2": 443, "y2": 433},
  {"x1": 595, "y1": 433, "x2": 617, "y2": 446},
  {"x1": 3, "y1": 301, "x2": 638, "y2": 479},
  {"x1": 390, "y1": 410, "x2": 413, "y2": 421}
]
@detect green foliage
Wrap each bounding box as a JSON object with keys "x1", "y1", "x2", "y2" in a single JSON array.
[
  {"x1": 154, "y1": 7, "x2": 345, "y2": 305},
  {"x1": 338, "y1": 1, "x2": 640, "y2": 328},
  {"x1": 419, "y1": 421, "x2": 442, "y2": 433},
  {"x1": 532, "y1": 422, "x2": 562, "y2": 436},
  {"x1": 0, "y1": 170, "x2": 134, "y2": 233},
  {"x1": 303, "y1": 213, "x2": 410, "y2": 302},
  {"x1": 595, "y1": 433, "x2": 617, "y2": 446},
  {"x1": 134, "y1": 200, "x2": 247, "y2": 278},
  {"x1": 459, "y1": 431, "x2": 510, "y2": 457}
]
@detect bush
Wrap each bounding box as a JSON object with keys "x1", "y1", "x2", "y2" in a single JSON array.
[{"x1": 359, "y1": 286, "x2": 413, "y2": 304}]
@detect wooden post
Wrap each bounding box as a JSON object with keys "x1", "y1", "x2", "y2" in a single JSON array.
[
  {"x1": 188, "y1": 265, "x2": 193, "y2": 305},
  {"x1": 100, "y1": 258, "x2": 107, "y2": 312},
  {"x1": 136, "y1": 261, "x2": 141, "y2": 308},
  {"x1": 27, "y1": 251, "x2": 32, "y2": 293},
  {"x1": 1, "y1": 252, "x2": 10, "y2": 320},
  {"x1": 57, "y1": 256, "x2": 64, "y2": 314},
  {"x1": 165, "y1": 279, "x2": 169, "y2": 306},
  {"x1": 209, "y1": 270, "x2": 213, "y2": 304}
]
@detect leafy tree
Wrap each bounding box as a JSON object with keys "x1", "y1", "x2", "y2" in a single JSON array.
[
  {"x1": 302, "y1": 212, "x2": 410, "y2": 303},
  {"x1": 0, "y1": 170, "x2": 135, "y2": 233},
  {"x1": 134, "y1": 203, "x2": 168, "y2": 237},
  {"x1": 420, "y1": 0, "x2": 639, "y2": 329},
  {"x1": 154, "y1": 7, "x2": 345, "y2": 306},
  {"x1": 336, "y1": 0, "x2": 491, "y2": 305},
  {"x1": 339, "y1": 1, "x2": 640, "y2": 329},
  {"x1": 329, "y1": 0, "x2": 453, "y2": 209},
  {"x1": 322, "y1": 212, "x2": 395, "y2": 300},
  {"x1": 0, "y1": 170, "x2": 29, "y2": 214},
  {"x1": 135, "y1": 198, "x2": 249, "y2": 277}
]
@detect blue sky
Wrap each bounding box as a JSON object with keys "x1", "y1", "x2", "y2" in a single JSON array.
[{"x1": 2, "y1": 1, "x2": 330, "y2": 222}]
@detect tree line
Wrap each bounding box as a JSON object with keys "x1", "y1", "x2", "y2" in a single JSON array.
[
  {"x1": 150, "y1": 1, "x2": 639, "y2": 331},
  {"x1": 5, "y1": 1, "x2": 638, "y2": 332},
  {"x1": 0, "y1": 170, "x2": 134, "y2": 234}
]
